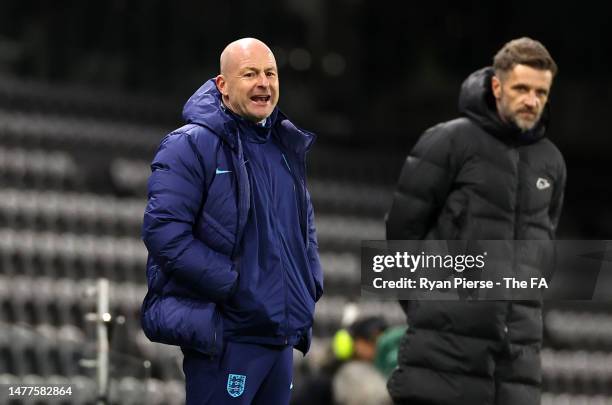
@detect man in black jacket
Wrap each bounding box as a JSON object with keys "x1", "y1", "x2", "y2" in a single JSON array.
[{"x1": 386, "y1": 38, "x2": 565, "y2": 405}]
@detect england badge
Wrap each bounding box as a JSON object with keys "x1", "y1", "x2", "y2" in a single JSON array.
[{"x1": 227, "y1": 373, "x2": 246, "y2": 398}]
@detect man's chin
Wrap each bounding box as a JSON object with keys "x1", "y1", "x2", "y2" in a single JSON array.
[
  {"x1": 514, "y1": 118, "x2": 538, "y2": 132},
  {"x1": 246, "y1": 108, "x2": 273, "y2": 123},
  {"x1": 250, "y1": 114, "x2": 268, "y2": 123}
]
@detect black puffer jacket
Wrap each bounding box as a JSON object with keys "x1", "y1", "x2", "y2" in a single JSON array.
[{"x1": 386, "y1": 67, "x2": 566, "y2": 405}]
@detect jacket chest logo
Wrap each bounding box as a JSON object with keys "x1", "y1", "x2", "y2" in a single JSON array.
[{"x1": 536, "y1": 177, "x2": 551, "y2": 190}]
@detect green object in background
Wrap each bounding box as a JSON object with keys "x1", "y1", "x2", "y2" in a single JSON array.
[
  {"x1": 374, "y1": 326, "x2": 407, "y2": 377},
  {"x1": 333, "y1": 329, "x2": 354, "y2": 360}
]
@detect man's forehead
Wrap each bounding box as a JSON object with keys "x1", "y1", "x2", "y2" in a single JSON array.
[
  {"x1": 224, "y1": 46, "x2": 276, "y2": 72},
  {"x1": 236, "y1": 54, "x2": 277, "y2": 70},
  {"x1": 506, "y1": 64, "x2": 553, "y2": 86}
]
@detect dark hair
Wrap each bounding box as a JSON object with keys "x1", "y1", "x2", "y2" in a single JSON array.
[
  {"x1": 349, "y1": 316, "x2": 388, "y2": 342},
  {"x1": 493, "y1": 37, "x2": 558, "y2": 77}
]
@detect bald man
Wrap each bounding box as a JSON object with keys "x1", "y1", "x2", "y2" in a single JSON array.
[{"x1": 141, "y1": 38, "x2": 323, "y2": 405}]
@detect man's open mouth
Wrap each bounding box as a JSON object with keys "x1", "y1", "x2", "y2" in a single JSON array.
[{"x1": 251, "y1": 95, "x2": 271, "y2": 103}]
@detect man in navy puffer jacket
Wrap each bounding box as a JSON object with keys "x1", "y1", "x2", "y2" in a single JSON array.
[{"x1": 141, "y1": 38, "x2": 323, "y2": 405}]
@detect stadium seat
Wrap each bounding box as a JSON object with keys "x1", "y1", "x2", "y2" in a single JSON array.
[{"x1": 0, "y1": 146, "x2": 79, "y2": 190}]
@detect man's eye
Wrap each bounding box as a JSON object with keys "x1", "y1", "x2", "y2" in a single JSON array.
[
  {"x1": 266, "y1": 71, "x2": 276, "y2": 77},
  {"x1": 244, "y1": 72, "x2": 255, "y2": 78}
]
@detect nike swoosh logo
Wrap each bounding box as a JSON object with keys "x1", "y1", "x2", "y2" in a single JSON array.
[{"x1": 216, "y1": 168, "x2": 232, "y2": 175}]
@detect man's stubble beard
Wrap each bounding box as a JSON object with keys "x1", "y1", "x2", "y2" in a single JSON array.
[{"x1": 499, "y1": 100, "x2": 540, "y2": 132}]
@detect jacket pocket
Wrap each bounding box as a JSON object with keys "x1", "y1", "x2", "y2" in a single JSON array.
[
  {"x1": 451, "y1": 198, "x2": 470, "y2": 240},
  {"x1": 141, "y1": 294, "x2": 223, "y2": 356},
  {"x1": 306, "y1": 263, "x2": 319, "y2": 302},
  {"x1": 146, "y1": 263, "x2": 168, "y2": 293},
  {"x1": 195, "y1": 211, "x2": 235, "y2": 256}
]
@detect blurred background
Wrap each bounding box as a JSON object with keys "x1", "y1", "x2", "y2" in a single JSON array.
[{"x1": 0, "y1": 1, "x2": 611, "y2": 404}]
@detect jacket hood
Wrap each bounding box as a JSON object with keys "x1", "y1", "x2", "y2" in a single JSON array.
[
  {"x1": 182, "y1": 79, "x2": 315, "y2": 154},
  {"x1": 458, "y1": 67, "x2": 549, "y2": 144}
]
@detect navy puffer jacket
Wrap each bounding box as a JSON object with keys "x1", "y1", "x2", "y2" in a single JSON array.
[{"x1": 141, "y1": 80, "x2": 322, "y2": 355}]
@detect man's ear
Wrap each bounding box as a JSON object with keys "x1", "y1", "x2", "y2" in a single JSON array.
[
  {"x1": 491, "y1": 75, "x2": 502, "y2": 100},
  {"x1": 215, "y1": 75, "x2": 227, "y2": 96}
]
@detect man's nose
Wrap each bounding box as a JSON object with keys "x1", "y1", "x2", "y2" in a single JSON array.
[
  {"x1": 257, "y1": 73, "x2": 269, "y2": 87},
  {"x1": 524, "y1": 92, "x2": 538, "y2": 108}
]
